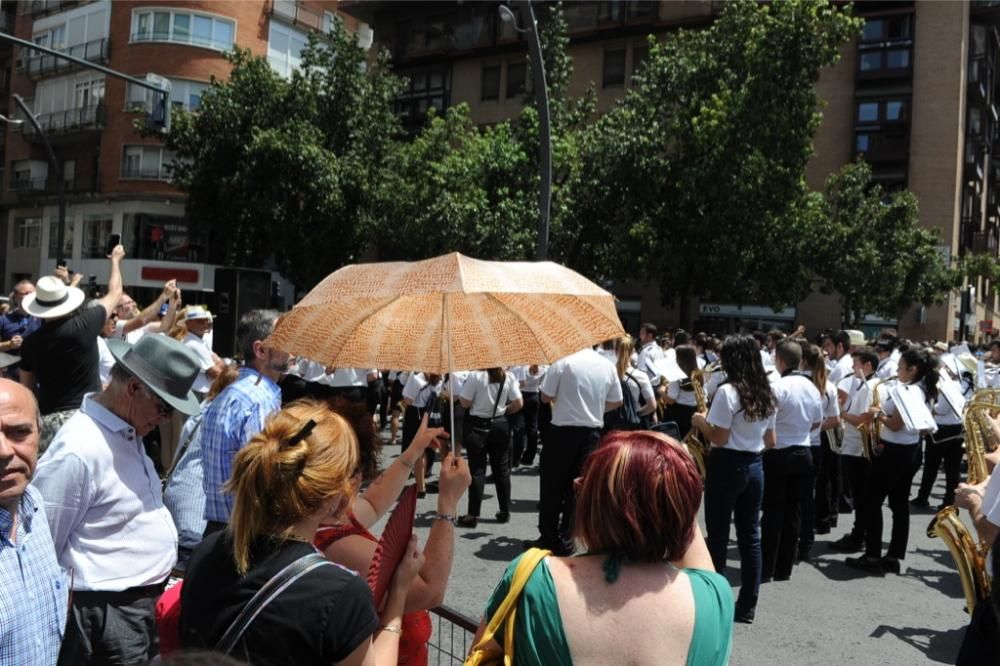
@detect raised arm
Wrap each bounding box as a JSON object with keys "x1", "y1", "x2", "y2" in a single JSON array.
[{"x1": 96, "y1": 245, "x2": 125, "y2": 318}]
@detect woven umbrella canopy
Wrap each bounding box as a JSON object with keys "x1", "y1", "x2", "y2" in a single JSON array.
[{"x1": 267, "y1": 252, "x2": 624, "y2": 374}]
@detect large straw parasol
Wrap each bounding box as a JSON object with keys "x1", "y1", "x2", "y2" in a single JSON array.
[{"x1": 267, "y1": 252, "x2": 625, "y2": 375}]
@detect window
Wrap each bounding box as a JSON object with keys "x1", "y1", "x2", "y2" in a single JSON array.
[
  {"x1": 632, "y1": 44, "x2": 649, "y2": 83},
  {"x1": 13, "y1": 218, "x2": 41, "y2": 249},
  {"x1": 323, "y1": 11, "x2": 335, "y2": 34},
  {"x1": 127, "y1": 77, "x2": 210, "y2": 113},
  {"x1": 886, "y1": 49, "x2": 909, "y2": 69},
  {"x1": 857, "y1": 12, "x2": 913, "y2": 77},
  {"x1": 47, "y1": 217, "x2": 75, "y2": 259},
  {"x1": 75, "y1": 78, "x2": 104, "y2": 108},
  {"x1": 886, "y1": 100, "x2": 904, "y2": 121},
  {"x1": 598, "y1": 2, "x2": 625, "y2": 23},
  {"x1": 121, "y1": 145, "x2": 177, "y2": 180},
  {"x1": 268, "y1": 20, "x2": 309, "y2": 78},
  {"x1": 858, "y1": 102, "x2": 879, "y2": 122},
  {"x1": 482, "y1": 65, "x2": 500, "y2": 101},
  {"x1": 859, "y1": 52, "x2": 881, "y2": 71},
  {"x1": 396, "y1": 66, "x2": 450, "y2": 131},
  {"x1": 131, "y1": 9, "x2": 235, "y2": 51},
  {"x1": 856, "y1": 134, "x2": 870, "y2": 152},
  {"x1": 82, "y1": 215, "x2": 113, "y2": 259},
  {"x1": 603, "y1": 48, "x2": 626, "y2": 88},
  {"x1": 506, "y1": 62, "x2": 526, "y2": 98}
]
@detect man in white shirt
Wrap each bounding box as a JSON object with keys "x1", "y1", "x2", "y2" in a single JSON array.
[
  {"x1": 761, "y1": 341, "x2": 822, "y2": 582},
  {"x1": 829, "y1": 330, "x2": 865, "y2": 390},
  {"x1": 830, "y1": 348, "x2": 879, "y2": 553},
  {"x1": 526, "y1": 348, "x2": 622, "y2": 555},
  {"x1": 874, "y1": 336, "x2": 898, "y2": 380},
  {"x1": 182, "y1": 305, "x2": 223, "y2": 396},
  {"x1": 32, "y1": 334, "x2": 202, "y2": 665},
  {"x1": 636, "y1": 322, "x2": 665, "y2": 386}
]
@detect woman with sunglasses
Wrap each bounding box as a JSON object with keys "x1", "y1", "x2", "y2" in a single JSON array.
[
  {"x1": 316, "y1": 407, "x2": 471, "y2": 666},
  {"x1": 473, "y1": 431, "x2": 731, "y2": 666},
  {"x1": 181, "y1": 399, "x2": 425, "y2": 665}
]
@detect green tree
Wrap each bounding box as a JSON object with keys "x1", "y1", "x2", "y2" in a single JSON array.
[
  {"x1": 815, "y1": 161, "x2": 954, "y2": 326},
  {"x1": 557, "y1": 0, "x2": 862, "y2": 324},
  {"x1": 165, "y1": 21, "x2": 403, "y2": 287}
]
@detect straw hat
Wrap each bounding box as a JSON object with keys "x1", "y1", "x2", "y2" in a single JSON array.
[
  {"x1": 21, "y1": 275, "x2": 85, "y2": 319},
  {"x1": 846, "y1": 330, "x2": 867, "y2": 347},
  {"x1": 957, "y1": 352, "x2": 979, "y2": 375}
]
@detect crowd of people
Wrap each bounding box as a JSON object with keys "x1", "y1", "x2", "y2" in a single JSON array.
[{"x1": 1, "y1": 249, "x2": 998, "y2": 665}]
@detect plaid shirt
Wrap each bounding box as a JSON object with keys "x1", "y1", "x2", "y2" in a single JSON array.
[
  {"x1": 0, "y1": 485, "x2": 67, "y2": 666},
  {"x1": 201, "y1": 367, "x2": 282, "y2": 522}
]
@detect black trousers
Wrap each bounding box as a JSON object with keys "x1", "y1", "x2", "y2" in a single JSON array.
[
  {"x1": 917, "y1": 425, "x2": 964, "y2": 506},
  {"x1": 761, "y1": 446, "x2": 813, "y2": 580},
  {"x1": 538, "y1": 425, "x2": 602, "y2": 552},
  {"x1": 513, "y1": 392, "x2": 541, "y2": 465},
  {"x1": 58, "y1": 585, "x2": 163, "y2": 665},
  {"x1": 814, "y1": 432, "x2": 841, "y2": 528},
  {"x1": 956, "y1": 590, "x2": 1000, "y2": 665},
  {"x1": 863, "y1": 441, "x2": 919, "y2": 559},
  {"x1": 842, "y1": 454, "x2": 870, "y2": 541},
  {"x1": 466, "y1": 419, "x2": 511, "y2": 517},
  {"x1": 798, "y1": 444, "x2": 823, "y2": 551}
]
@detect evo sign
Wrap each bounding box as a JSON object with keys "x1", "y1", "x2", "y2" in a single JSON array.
[{"x1": 699, "y1": 303, "x2": 796, "y2": 320}]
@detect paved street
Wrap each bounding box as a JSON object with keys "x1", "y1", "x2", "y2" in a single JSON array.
[{"x1": 383, "y1": 442, "x2": 973, "y2": 665}]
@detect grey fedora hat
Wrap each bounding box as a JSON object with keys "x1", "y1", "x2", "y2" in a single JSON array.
[{"x1": 107, "y1": 335, "x2": 202, "y2": 415}]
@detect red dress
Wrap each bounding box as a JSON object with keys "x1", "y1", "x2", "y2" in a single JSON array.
[{"x1": 315, "y1": 515, "x2": 433, "y2": 666}]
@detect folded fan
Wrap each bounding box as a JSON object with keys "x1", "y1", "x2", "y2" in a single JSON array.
[{"x1": 368, "y1": 484, "x2": 418, "y2": 607}]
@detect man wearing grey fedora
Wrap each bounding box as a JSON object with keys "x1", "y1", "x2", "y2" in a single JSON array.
[{"x1": 32, "y1": 333, "x2": 202, "y2": 665}]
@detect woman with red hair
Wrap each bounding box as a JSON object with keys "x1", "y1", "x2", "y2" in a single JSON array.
[{"x1": 472, "y1": 431, "x2": 733, "y2": 666}]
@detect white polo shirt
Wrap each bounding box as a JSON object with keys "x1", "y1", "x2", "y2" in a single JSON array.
[
  {"x1": 705, "y1": 383, "x2": 776, "y2": 453},
  {"x1": 637, "y1": 341, "x2": 665, "y2": 383},
  {"x1": 32, "y1": 395, "x2": 178, "y2": 591},
  {"x1": 403, "y1": 373, "x2": 441, "y2": 409},
  {"x1": 623, "y1": 369, "x2": 655, "y2": 411},
  {"x1": 510, "y1": 365, "x2": 547, "y2": 393},
  {"x1": 879, "y1": 380, "x2": 922, "y2": 445},
  {"x1": 839, "y1": 375, "x2": 871, "y2": 458},
  {"x1": 829, "y1": 353, "x2": 854, "y2": 386},
  {"x1": 809, "y1": 380, "x2": 839, "y2": 446},
  {"x1": 326, "y1": 368, "x2": 375, "y2": 388},
  {"x1": 540, "y1": 348, "x2": 622, "y2": 429},
  {"x1": 667, "y1": 378, "x2": 701, "y2": 407},
  {"x1": 461, "y1": 371, "x2": 522, "y2": 418},
  {"x1": 772, "y1": 373, "x2": 824, "y2": 448},
  {"x1": 876, "y1": 356, "x2": 898, "y2": 380}
]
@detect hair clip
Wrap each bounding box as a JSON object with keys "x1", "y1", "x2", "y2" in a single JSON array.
[{"x1": 283, "y1": 419, "x2": 317, "y2": 449}]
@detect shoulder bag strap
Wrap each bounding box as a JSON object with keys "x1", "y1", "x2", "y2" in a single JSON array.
[
  {"x1": 162, "y1": 416, "x2": 204, "y2": 486},
  {"x1": 470, "y1": 547, "x2": 552, "y2": 659},
  {"x1": 488, "y1": 377, "x2": 506, "y2": 422},
  {"x1": 216, "y1": 552, "x2": 331, "y2": 655}
]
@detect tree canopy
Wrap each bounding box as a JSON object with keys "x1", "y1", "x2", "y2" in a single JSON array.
[{"x1": 163, "y1": 0, "x2": 963, "y2": 326}]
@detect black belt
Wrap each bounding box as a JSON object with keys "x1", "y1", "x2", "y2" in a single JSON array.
[
  {"x1": 710, "y1": 447, "x2": 762, "y2": 459},
  {"x1": 73, "y1": 581, "x2": 166, "y2": 603}
]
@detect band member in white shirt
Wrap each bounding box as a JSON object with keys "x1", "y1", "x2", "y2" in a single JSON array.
[
  {"x1": 912, "y1": 361, "x2": 969, "y2": 510},
  {"x1": 830, "y1": 348, "x2": 879, "y2": 552},
  {"x1": 761, "y1": 341, "x2": 823, "y2": 582},
  {"x1": 798, "y1": 343, "x2": 840, "y2": 562},
  {"x1": 847, "y1": 349, "x2": 939, "y2": 574},
  {"x1": 636, "y1": 322, "x2": 665, "y2": 385},
  {"x1": 662, "y1": 345, "x2": 703, "y2": 439},
  {"x1": 692, "y1": 335, "x2": 776, "y2": 624},
  {"x1": 510, "y1": 365, "x2": 546, "y2": 467},
  {"x1": 874, "y1": 336, "x2": 899, "y2": 380}
]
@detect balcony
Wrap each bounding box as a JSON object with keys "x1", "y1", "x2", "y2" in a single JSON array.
[
  {"x1": 121, "y1": 163, "x2": 172, "y2": 181},
  {"x1": 20, "y1": 103, "x2": 104, "y2": 144},
  {"x1": 11, "y1": 173, "x2": 95, "y2": 200},
  {"x1": 18, "y1": 38, "x2": 110, "y2": 80},
  {"x1": 21, "y1": 0, "x2": 80, "y2": 17},
  {"x1": 267, "y1": 0, "x2": 325, "y2": 32},
  {"x1": 0, "y1": 11, "x2": 15, "y2": 33}
]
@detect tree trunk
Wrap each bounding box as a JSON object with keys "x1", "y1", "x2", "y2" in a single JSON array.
[{"x1": 679, "y1": 289, "x2": 691, "y2": 330}]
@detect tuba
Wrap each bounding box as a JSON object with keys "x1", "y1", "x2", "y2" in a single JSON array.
[
  {"x1": 683, "y1": 369, "x2": 710, "y2": 479},
  {"x1": 927, "y1": 391, "x2": 997, "y2": 614}
]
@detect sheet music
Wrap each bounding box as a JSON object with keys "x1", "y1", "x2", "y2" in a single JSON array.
[
  {"x1": 939, "y1": 353, "x2": 961, "y2": 378},
  {"x1": 889, "y1": 384, "x2": 938, "y2": 432},
  {"x1": 936, "y1": 374, "x2": 966, "y2": 420},
  {"x1": 950, "y1": 344, "x2": 972, "y2": 358},
  {"x1": 653, "y1": 357, "x2": 688, "y2": 383},
  {"x1": 978, "y1": 359, "x2": 988, "y2": 390}
]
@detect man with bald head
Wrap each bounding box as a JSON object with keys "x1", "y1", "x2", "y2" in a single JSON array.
[{"x1": 0, "y1": 378, "x2": 67, "y2": 665}]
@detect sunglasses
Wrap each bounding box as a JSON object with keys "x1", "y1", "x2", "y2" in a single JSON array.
[{"x1": 139, "y1": 383, "x2": 174, "y2": 418}]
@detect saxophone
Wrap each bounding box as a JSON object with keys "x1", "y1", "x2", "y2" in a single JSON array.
[
  {"x1": 927, "y1": 393, "x2": 996, "y2": 614},
  {"x1": 684, "y1": 369, "x2": 710, "y2": 479}
]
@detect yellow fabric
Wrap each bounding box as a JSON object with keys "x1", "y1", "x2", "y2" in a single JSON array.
[{"x1": 464, "y1": 548, "x2": 551, "y2": 666}]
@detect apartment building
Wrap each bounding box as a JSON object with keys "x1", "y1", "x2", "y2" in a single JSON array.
[
  {"x1": 0, "y1": 0, "x2": 367, "y2": 352},
  {"x1": 342, "y1": 0, "x2": 1000, "y2": 342}
]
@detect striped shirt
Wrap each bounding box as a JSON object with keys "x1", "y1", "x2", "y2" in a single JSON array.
[
  {"x1": 201, "y1": 367, "x2": 282, "y2": 523},
  {"x1": 0, "y1": 485, "x2": 67, "y2": 666}
]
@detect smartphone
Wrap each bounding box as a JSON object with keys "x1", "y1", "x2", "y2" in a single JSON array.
[
  {"x1": 105, "y1": 233, "x2": 121, "y2": 256},
  {"x1": 56, "y1": 259, "x2": 67, "y2": 269}
]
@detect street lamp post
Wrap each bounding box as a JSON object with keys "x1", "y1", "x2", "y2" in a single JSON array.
[
  {"x1": 500, "y1": 1, "x2": 552, "y2": 261},
  {"x1": 9, "y1": 95, "x2": 66, "y2": 265}
]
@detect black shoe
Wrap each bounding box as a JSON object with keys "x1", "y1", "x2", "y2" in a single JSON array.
[
  {"x1": 457, "y1": 515, "x2": 478, "y2": 528},
  {"x1": 880, "y1": 556, "x2": 901, "y2": 574},
  {"x1": 485, "y1": 474, "x2": 495, "y2": 483},
  {"x1": 417, "y1": 491, "x2": 426, "y2": 499},
  {"x1": 425, "y1": 480, "x2": 439, "y2": 493},
  {"x1": 797, "y1": 548, "x2": 812, "y2": 563},
  {"x1": 814, "y1": 525, "x2": 831, "y2": 535},
  {"x1": 495, "y1": 511, "x2": 510, "y2": 523},
  {"x1": 845, "y1": 555, "x2": 884, "y2": 575},
  {"x1": 734, "y1": 606, "x2": 756, "y2": 624},
  {"x1": 774, "y1": 573, "x2": 791, "y2": 582},
  {"x1": 830, "y1": 535, "x2": 864, "y2": 552},
  {"x1": 909, "y1": 497, "x2": 930, "y2": 508}
]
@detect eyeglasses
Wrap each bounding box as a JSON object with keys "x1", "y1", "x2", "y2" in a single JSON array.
[{"x1": 139, "y1": 384, "x2": 174, "y2": 418}]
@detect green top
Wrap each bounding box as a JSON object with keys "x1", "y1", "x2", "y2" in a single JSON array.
[{"x1": 483, "y1": 554, "x2": 734, "y2": 666}]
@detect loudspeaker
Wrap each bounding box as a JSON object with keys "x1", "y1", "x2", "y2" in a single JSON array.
[{"x1": 210, "y1": 268, "x2": 273, "y2": 359}]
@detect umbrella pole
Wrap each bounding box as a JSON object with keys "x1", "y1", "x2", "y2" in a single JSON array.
[{"x1": 445, "y1": 293, "x2": 459, "y2": 459}]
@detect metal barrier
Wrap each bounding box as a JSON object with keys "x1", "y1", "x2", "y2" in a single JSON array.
[{"x1": 428, "y1": 605, "x2": 478, "y2": 665}]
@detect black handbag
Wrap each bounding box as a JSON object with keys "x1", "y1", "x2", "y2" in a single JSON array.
[{"x1": 466, "y1": 377, "x2": 507, "y2": 449}]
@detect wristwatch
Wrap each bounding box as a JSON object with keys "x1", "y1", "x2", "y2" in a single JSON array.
[{"x1": 432, "y1": 512, "x2": 457, "y2": 524}]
